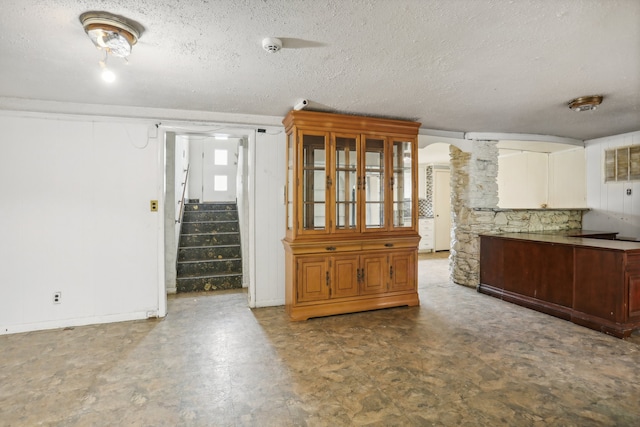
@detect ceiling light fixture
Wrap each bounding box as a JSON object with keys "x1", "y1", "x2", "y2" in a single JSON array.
[
  {"x1": 80, "y1": 12, "x2": 142, "y2": 82},
  {"x1": 81, "y1": 12, "x2": 139, "y2": 57},
  {"x1": 568, "y1": 95, "x2": 603, "y2": 112}
]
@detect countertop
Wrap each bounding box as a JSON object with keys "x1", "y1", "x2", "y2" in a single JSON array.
[{"x1": 481, "y1": 230, "x2": 640, "y2": 252}]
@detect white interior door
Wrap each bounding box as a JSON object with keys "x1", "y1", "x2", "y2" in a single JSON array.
[
  {"x1": 202, "y1": 139, "x2": 238, "y2": 202},
  {"x1": 434, "y1": 169, "x2": 451, "y2": 251}
]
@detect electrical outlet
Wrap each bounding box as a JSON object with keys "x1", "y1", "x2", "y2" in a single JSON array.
[
  {"x1": 150, "y1": 200, "x2": 158, "y2": 211},
  {"x1": 53, "y1": 292, "x2": 62, "y2": 304}
]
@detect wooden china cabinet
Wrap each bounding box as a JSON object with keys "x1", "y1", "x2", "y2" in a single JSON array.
[{"x1": 282, "y1": 110, "x2": 421, "y2": 320}]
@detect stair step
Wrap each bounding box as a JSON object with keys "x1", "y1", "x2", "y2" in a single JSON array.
[
  {"x1": 184, "y1": 203, "x2": 237, "y2": 212},
  {"x1": 176, "y1": 273, "x2": 243, "y2": 292},
  {"x1": 182, "y1": 210, "x2": 238, "y2": 222},
  {"x1": 181, "y1": 221, "x2": 239, "y2": 234},
  {"x1": 178, "y1": 245, "x2": 241, "y2": 262},
  {"x1": 177, "y1": 258, "x2": 242, "y2": 277},
  {"x1": 180, "y1": 232, "x2": 240, "y2": 247}
]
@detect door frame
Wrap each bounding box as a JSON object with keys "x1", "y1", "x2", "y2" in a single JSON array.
[{"x1": 159, "y1": 125, "x2": 257, "y2": 309}]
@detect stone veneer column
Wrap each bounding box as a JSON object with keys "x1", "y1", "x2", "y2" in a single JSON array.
[{"x1": 450, "y1": 141, "x2": 499, "y2": 287}]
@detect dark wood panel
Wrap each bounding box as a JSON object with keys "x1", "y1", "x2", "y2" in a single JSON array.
[
  {"x1": 627, "y1": 272, "x2": 640, "y2": 318},
  {"x1": 503, "y1": 240, "x2": 536, "y2": 297},
  {"x1": 574, "y1": 248, "x2": 624, "y2": 323},
  {"x1": 480, "y1": 236, "x2": 503, "y2": 288},
  {"x1": 479, "y1": 232, "x2": 640, "y2": 338},
  {"x1": 536, "y1": 244, "x2": 573, "y2": 307}
]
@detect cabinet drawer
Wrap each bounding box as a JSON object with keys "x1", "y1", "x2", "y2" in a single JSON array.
[
  {"x1": 290, "y1": 242, "x2": 362, "y2": 255},
  {"x1": 362, "y1": 240, "x2": 416, "y2": 251}
]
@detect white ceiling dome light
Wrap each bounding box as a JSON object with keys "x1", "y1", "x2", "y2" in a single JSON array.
[
  {"x1": 80, "y1": 12, "x2": 142, "y2": 83},
  {"x1": 568, "y1": 95, "x2": 603, "y2": 112},
  {"x1": 80, "y1": 12, "x2": 140, "y2": 57},
  {"x1": 262, "y1": 37, "x2": 282, "y2": 53}
]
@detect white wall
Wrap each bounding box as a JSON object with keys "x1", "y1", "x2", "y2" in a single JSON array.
[
  {"x1": 584, "y1": 131, "x2": 640, "y2": 238},
  {"x1": 498, "y1": 152, "x2": 548, "y2": 208},
  {"x1": 548, "y1": 148, "x2": 586, "y2": 208},
  {"x1": 0, "y1": 114, "x2": 160, "y2": 334},
  {"x1": 252, "y1": 131, "x2": 286, "y2": 307}
]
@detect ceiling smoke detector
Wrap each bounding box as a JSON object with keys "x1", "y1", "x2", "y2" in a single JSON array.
[
  {"x1": 80, "y1": 12, "x2": 140, "y2": 58},
  {"x1": 568, "y1": 95, "x2": 603, "y2": 112},
  {"x1": 262, "y1": 37, "x2": 282, "y2": 53}
]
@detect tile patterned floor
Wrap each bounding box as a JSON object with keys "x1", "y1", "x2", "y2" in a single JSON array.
[{"x1": 1, "y1": 256, "x2": 639, "y2": 426}]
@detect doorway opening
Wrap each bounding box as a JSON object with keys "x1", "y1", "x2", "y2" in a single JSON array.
[
  {"x1": 163, "y1": 128, "x2": 253, "y2": 305},
  {"x1": 417, "y1": 143, "x2": 452, "y2": 254}
]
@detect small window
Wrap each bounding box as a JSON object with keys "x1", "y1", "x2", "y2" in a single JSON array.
[
  {"x1": 604, "y1": 144, "x2": 640, "y2": 182},
  {"x1": 214, "y1": 175, "x2": 227, "y2": 191},
  {"x1": 630, "y1": 146, "x2": 640, "y2": 181},
  {"x1": 214, "y1": 149, "x2": 228, "y2": 165}
]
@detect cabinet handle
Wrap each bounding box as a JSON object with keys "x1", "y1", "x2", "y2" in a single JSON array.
[
  {"x1": 326, "y1": 271, "x2": 330, "y2": 286},
  {"x1": 390, "y1": 266, "x2": 394, "y2": 279},
  {"x1": 356, "y1": 268, "x2": 361, "y2": 282},
  {"x1": 390, "y1": 176, "x2": 394, "y2": 189},
  {"x1": 362, "y1": 177, "x2": 366, "y2": 190},
  {"x1": 361, "y1": 269, "x2": 365, "y2": 282},
  {"x1": 384, "y1": 243, "x2": 394, "y2": 247},
  {"x1": 357, "y1": 177, "x2": 361, "y2": 190},
  {"x1": 325, "y1": 246, "x2": 336, "y2": 251}
]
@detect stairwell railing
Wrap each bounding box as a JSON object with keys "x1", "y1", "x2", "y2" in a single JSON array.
[{"x1": 176, "y1": 165, "x2": 190, "y2": 224}]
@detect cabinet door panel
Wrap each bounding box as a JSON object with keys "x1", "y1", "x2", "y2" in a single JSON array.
[
  {"x1": 333, "y1": 134, "x2": 359, "y2": 233},
  {"x1": 361, "y1": 254, "x2": 387, "y2": 294},
  {"x1": 389, "y1": 251, "x2": 416, "y2": 292},
  {"x1": 300, "y1": 132, "x2": 329, "y2": 235},
  {"x1": 297, "y1": 257, "x2": 329, "y2": 302},
  {"x1": 390, "y1": 139, "x2": 414, "y2": 229},
  {"x1": 333, "y1": 256, "x2": 359, "y2": 298},
  {"x1": 362, "y1": 137, "x2": 386, "y2": 231}
]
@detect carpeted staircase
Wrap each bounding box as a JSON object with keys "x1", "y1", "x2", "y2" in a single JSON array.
[{"x1": 177, "y1": 202, "x2": 243, "y2": 292}]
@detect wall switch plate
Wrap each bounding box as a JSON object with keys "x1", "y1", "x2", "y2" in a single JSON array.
[
  {"x1": 150, "y1": 200, "x2": 159, "y2": 211},
  {"x1": 53, "y1": 292, "x2": 61, "y2": 304}
]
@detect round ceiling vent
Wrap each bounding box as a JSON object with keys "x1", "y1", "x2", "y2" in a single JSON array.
[{"x1": 262, "y1": 37, "x2": 282, "y2": 53}]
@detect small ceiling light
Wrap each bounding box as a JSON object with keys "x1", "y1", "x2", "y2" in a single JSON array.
[
  {"x1": 262, "y1": 37, "x2": 282, "y2": 53},
  {"x1": 568, "y1": 95, "x2": 603, "y2": 112},
  {"x1": 80, "y1": 12, "x2": 140, "y2": 58},
  {"x1": 80, "y1": 12, "x2": 142, "y2": 83}
]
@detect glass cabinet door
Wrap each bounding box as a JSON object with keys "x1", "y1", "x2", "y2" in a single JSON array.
[
  {"x1": 334, "y1": 135, "x2": 358, "y2": 232},
  {"x1": 391, "y1": 139, "x2": 413, "y2": 228},
  {"x1": 301, "y1": 133, "x2": 328, "y2": 233},
  {"x1": 363, "y1": 137, "x2": 386, "y2": 230}
]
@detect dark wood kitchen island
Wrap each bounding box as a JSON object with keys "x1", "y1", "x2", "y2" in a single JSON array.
[{"x1": 479, "y1": 231, "x2": 640, "y2": 338}]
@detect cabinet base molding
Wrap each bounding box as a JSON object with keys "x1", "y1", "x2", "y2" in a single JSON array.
[{"x1": 286, "y1": 292, "x2": 420, "y2": 321}]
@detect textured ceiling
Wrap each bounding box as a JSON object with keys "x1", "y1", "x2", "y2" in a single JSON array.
[{"x1": 0, "y1": 0, "x2": 638, "y2": 140}]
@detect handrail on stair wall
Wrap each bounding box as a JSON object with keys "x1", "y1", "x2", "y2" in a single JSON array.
[{"x1": 176, "y1": 165, "x2": 190, "y2": 224}]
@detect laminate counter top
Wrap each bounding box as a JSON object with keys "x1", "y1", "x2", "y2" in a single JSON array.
[{"x1": 481, "y1": 230, "x2": 640, "y2": 252}]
